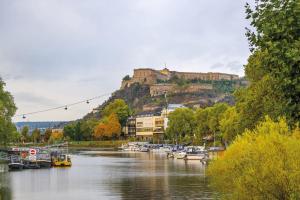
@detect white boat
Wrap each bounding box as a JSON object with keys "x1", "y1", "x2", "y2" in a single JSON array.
[
  {"x1": 173, "y1": 152, "x2": 186, "y2": 159},
  {"x1": 139, "y1": 147, "x2": 149, "y2": 152}
]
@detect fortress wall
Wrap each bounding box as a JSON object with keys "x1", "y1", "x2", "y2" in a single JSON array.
[
  {"x1": 121, "y1": 68, "x2": 240, "y2": 89},
  {"x1": 150, "y1": 83, "x2": 213, "y2": 96}
]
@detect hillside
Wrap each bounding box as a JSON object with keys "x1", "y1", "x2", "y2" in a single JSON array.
[{"x1": 83, "y1": 79, "x2": 246, "y2": 120}]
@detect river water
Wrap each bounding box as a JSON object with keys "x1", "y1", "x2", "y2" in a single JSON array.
[{"x1": 0, "y1": 150, "x2": 217, "y2": 200}]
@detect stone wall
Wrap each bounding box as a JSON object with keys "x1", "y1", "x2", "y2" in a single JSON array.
[{"x1": 150, "y1": 83, "x2": 213, "y2": 96}]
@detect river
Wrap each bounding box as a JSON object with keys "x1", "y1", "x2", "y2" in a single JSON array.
[{"x1": 0, "y1": 150, "x2": 217, "y2": 200}]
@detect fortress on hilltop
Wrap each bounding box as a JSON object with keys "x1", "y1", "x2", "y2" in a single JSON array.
[{"x1": 121, "y1": 67, "x2": 239, "y2": 96}]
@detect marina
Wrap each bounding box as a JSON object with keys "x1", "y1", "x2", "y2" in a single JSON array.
[
  {"x1": 0, "y1": 144, "x2": 72, "y2": 171},
  {"x1": 0, "y1": 149, "x2": 216, "y2": 200}
]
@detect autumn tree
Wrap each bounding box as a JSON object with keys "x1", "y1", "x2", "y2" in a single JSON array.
[
  {"x1": 93, "y1": 122, "x2": 107, "y2": 140},
  {"x1": 49, "y1": 130, "x2": 63, "y2": 143},
  {"x1": 106, "y1": 113, "x2": 121, "y2": 138},
  {"x1": 208, "y1": 117, "x2": 300, "y2": 200},
  {"x1": 102, "y1": 99, "x2": 131, "y2": 126},
  {"x1": 93, "y1": 113, "x2": 121, "y2": 140}
]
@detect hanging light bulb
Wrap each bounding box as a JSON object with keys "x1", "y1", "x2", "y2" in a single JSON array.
[
  {"x1": 86, "y1": 100, "x2": 90, "y2": 104},
  {"x1": 64, "y1": 106, "x2": 68, "y2": 110}
]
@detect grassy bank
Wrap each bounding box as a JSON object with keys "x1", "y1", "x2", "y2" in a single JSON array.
[
  {"x1": 2, "y1": 140, "x2": 128, "y2": 149},
  {"x1": 68, "y1": 140, "x2": 127, "y2": 148}
]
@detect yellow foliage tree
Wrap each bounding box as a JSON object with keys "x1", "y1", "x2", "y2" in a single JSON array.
[
  {"x1": 93, "y1": 113, "x2": 121, "y2": 140},
  {"x1": 50, "y1": 130, "x2": 63, "y2": 141},
  {"x1": 93, "y1": 122, "x2": 107, "y2": 140},
  {"x1": 208, "y1": 117, "x2": 300, "y2": 200},
  {"x1": 106, "y1": 113, "x2": 121, "y2": 138}
]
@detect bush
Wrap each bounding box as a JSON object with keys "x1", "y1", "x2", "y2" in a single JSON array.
[{"x1": 208, "y1": 117, "x2": 300, "y2": 200}]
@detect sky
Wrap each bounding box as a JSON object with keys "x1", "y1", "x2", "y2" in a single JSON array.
[{"x1": 0, "y1": 0, "x2": 252, "y2": 122}]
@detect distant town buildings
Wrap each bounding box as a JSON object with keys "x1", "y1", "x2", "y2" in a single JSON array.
[{"x1": 124, "y1": 104, "x2": 186, "y2": 141}]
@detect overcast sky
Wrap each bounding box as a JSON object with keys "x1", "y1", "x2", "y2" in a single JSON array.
[{"x1": 0, "y1": 0, "x2": 252, "y2": 122}]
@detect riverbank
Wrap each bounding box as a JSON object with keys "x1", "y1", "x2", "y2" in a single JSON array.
[
  {"x1": 2, "y1": 140, "x2": 128, "y2": 149},
  {"x1": 68, "y1": 140, "x2": 127, "y2": 148}
]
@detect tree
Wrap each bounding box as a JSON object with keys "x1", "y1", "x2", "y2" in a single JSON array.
[
  {"x1": 235, "y1": 75, "x2": 286, "y2": 132},
  {"x1": 220, "y1": 106, "x2": 240, "y2": 145},
  {"x1": 44, "y1": 128, "x2": 52, "y2": 142},
  {"x1": 93, "y1": 122, "x2": 107, "y2": 140},
  {"x1": 208, "y1": 117, "x2": 300, "y2": 200},
  {"x1": 0, "y1": 78, "x2": 17, "y2": 145},
  {"x1": 122, "y1": 75, "x2": 131, "y2": 81},
  {"x1": 93, "y1": 113, "x2": 121, "y2": 140},
  {"x1": 194, "y1": 108, "x2": 210, "y2": 140},
  {"x1": 31, "y1": 128, "x2": 41, "y2": 143},
  {"x1": 245, "y1": 0, "x2": 300, "y2": 125},
  {"x1": 74, "y1": 121, "x2": 83, "y2": 141},
  {"x1": 80, "y1": 119, "x2": 98, "y2": 141},
  {"x1": 63, "y1": 123, "x2": 76, "y2": 140},
  {"x1": 102, "y1": 99, "x2": 131, "y2": 126},
  {"x1": 207, "y1": 103, "x2": 229, "y2": 135},
  {"x1": 166, "y1": 108, "x2": 196, "y2": 143},
  {"x1": 106, "y1": 113, "x2": 121, "y2": 138},
  {"x1": 21, "y1": 126, "x2": 29, "y2": 143},
  {"x1": 49, "y1": 130, "x2": 63, "y2": 143}
]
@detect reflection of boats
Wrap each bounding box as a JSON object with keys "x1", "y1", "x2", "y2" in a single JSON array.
[
  {"x1": 173, "y1": 152, "x2": 186, "y2": 159},
  {"x1": 52, "y1": 154, "x2": 72, "y2": 167},
  {"x1": 185, "y1": 153, "x2": 206, "y2": 160}
]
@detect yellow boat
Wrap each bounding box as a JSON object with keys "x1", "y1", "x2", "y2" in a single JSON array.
[{"x1": 52, "y1": 154, "x2": 72, "y2": 167}]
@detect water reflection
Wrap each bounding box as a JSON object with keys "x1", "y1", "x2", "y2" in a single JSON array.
[
  {"x1": 0, "y1": 164, "x2": 12, "y2": 200},
  {"x1": 1, "y1": 151, "x2": 216, "y2": 200}
]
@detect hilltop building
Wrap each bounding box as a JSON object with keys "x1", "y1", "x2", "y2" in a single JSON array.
[{"x1": 121, "y1": 67, "x2": 239, "y2": 89}]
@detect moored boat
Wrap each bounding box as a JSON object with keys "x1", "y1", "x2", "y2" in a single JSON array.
[
  {"x1": 173, "y1": 151, "x2": 186, "y2": 159},
  {"x1": 8, "y1": 156, "x2": 24, "y2": 171},
  {"x1": 52, "y1": 154, "x2": 72, "y2": 167}
]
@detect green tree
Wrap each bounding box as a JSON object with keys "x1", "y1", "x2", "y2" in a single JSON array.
[
  {"x1": 0, "y1": 78, "x2": 17, "y2": 145},
  {"x1": 235, "y1": 75, "x2": 286, "y2": 133},
  {"x1": 207, "y1": 103, "x2": 229, "y2": 135},
  {"x1": 21, "y1": 126, "x2": 29, "y2": 142},
  {"x1": 74, "y1": 121, "x2": 83, "y2": 141},
  {"x1": 63, "y1": 123, "x2": 76, "y2": 140},
  {"x1": 122, "y1": 75, "x2": 131, "y2": 81},
  {"x1": 220, "y1": 106, "x2": 240, "y2": 145},
  {"x1": 245, "y1": 0, "x2": 300, "y2": 125},
  {"x1": 194, "y1": 108, "x2": 210, "y2": 140},
  {"x1": 31, "y1": 128, "x2": 41, "y2": 143},
  {"x1": 166, "y1": 108, "x2": 196, "y2": 143},
  {"x1": 102, "y1": 99, "x2": 131, "y2": 126},
  {"x1": 208, "y1": 117, "x2": 300, "y2": 200},
  {"x1": 80, "y1": 119, "x2": 98, "y2": 141}
]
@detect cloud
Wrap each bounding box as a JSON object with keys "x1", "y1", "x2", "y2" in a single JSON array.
[{"x1": 0, "y1": 0, "x2": 252, "y2": 121}]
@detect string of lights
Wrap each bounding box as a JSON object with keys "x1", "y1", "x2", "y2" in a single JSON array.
[{"x1": 15, "y1": 93, "x2": 111, "y2": 119}]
